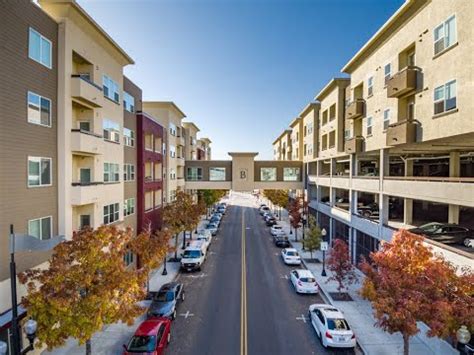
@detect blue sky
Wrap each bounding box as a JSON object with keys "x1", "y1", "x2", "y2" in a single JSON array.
[{"x1": 78, "y1": 0, "x2": 403, "y2": 159}]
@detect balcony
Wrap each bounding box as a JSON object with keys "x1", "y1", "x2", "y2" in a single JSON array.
[
  {"x1": 344, "y1": 136, "x2": 364, "y2": 154},
  {"x1": 71, "y1": 75, "x2": 103, "y2": 108},
  {"x1": 71, "y1": 182, "x2": 103, "y2": 205},
  {"x1": 387, "y1": 67, "x2": 418, "y2": 98},
  {"x1": 71, "y1": 129, "x2": 104, "y2": 155},
  {"x1": 345, "y1": 99, "x2": 365, "y2": 120},
  {"x1": 386, "y1": 120, "x2": 416, "y2": 146}
]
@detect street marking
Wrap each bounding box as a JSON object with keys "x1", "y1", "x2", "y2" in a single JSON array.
[
  {"x1": 274, "y1": 252, "x2": 279, "y2": 256},
  {"x1": 280, "y1": 275, "x2": 289, "y2": 280},
  {"x1": 186, "y1": 273, "x2": 207, "y2": 279},
  {"x1": 246, "y1": 227, "x2": 251, "y2": 230},
  {"x1": 296, "y1": 315, "x2": 308, "y2": 323},
  {"x1": 209, "y1": 251, "x2": 217, "y2": 255},
  {"x1": 241, "y1": 209, "x2": 248, "y2": 355},
  {"x1": 179, "y1": 311, "x2": 194, "y2": 319}
]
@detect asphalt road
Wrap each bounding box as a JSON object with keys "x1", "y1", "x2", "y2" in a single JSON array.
[{"x1": 168, "y1": 193, "x2": 355, "y2": 355}]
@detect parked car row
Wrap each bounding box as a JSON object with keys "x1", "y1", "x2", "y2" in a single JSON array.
[
  {"x1": 408, "y1": 222, "x2": 474, "y2": 247},
  {"x1": 258, "y1": 202, "x2": 356, "y2": 350}
]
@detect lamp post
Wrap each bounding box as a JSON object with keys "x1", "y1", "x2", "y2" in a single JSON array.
[
  {"x1": 0, "y1": 319, "x2": 37, "y2": 355},
  {"x1": 321, "y1": 228, "x2": 327, "y2": 277},
  {"x1": 456, "y1": 325, "x2": 471, "y2": 354},
  {"x1": 162, "y1": 254, "x2": 168, "y2": 276}
]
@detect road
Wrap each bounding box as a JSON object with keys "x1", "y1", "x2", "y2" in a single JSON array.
[{"x1": 168, "y1": 193, "x2": 355, "y2": 355}]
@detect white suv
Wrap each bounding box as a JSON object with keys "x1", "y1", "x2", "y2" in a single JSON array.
[
  {"x1": 270, "y1": 225, "x2": 285, "y2": 236},
  {"x1": 181, "y1": 241, "x2": 206, "y2": 272}
]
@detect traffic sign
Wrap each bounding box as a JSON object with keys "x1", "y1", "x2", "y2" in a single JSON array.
[{"x1": 320, "y1": 241, "x2": 329, "y2": 251}]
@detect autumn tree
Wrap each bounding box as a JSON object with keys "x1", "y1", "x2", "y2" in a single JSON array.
[
  {"x1": 360, "y1": 230, "x2": 474, "y2": 355},
  {"x1": 269, "y1": 190, "x2": 289, "y2": 220},
  {"x1": 19, "y1": 226, "x2": 146, "y2": 355},
  {"x1": 288, "y1": 197, "x2": 302, "y2": 241},
  {"x1": 130, "y1": 227, "x2": 171, "y2": 271},
  {"x1": 199, "y1": 189, "x2": 218, "y2": 218},
  {"x1": 303, "y1": 215, "x2": 322, "y2": 258},
  {"x1": 326, "y1": 239, "x2": 357, "y2": 297}
]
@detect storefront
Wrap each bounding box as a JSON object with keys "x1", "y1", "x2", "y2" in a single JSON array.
[
  {"x1": 332, "y1": 219, "x2": 350, "y2": 245},
  {"x1": 355, "y1": 230, "x2": 380, "y2": 266}
]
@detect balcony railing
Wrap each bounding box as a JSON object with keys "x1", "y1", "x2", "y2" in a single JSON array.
[
  {"x1": 386, "y1": 66, "x2": 418, "y2": 98},
  {"x1": 345, "y1": 99, "x2": 365, "y2": 120},
  {"x1": 71, "y1": 129, "x2": 104, "y2": 155},
  {"x1": 71, "y1": 75, "x2": 103, "y2": 108},
  {"x1": 344, "y1": 136, "x2": 364, "y2": 154},
  {"x1": 386, "y1": 119, "x2": 416, "y2": 146}
]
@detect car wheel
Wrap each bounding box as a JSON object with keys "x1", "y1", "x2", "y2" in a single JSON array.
[
  {"x1": 363, "y1": 211, "x2": 371, "y2": 218},
  {"x1": 172, "y1": 309, "x2": 177, "y2": 320},
  {"x1": 464, "y1": 238, "x2": 472, "y2": 247}
]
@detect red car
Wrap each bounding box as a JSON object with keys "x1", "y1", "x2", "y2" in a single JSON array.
[{"x1": 123, "y1": 318, "x2": 171, "y2": 355}]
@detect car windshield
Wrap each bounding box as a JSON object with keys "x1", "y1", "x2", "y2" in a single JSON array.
[
  {"x1": 207, "y1": 224, "x2": 217, "y2": 229},
  {"x1": 286, "y1": 251, "x2": 298, "y2": 256},
  {"x1": 418, "y1": 222, "x2": 442, "y2": 233},
  {"x1": 183, "y1": 250, "x2": 201, "y2": 258},
  {"x1": 327, "y1": 318, "x2": 350, "y2": 331},
  {"x1": 274, "y1": 226, "x2": 282, "y2": 230},
  {"x1": 154, "y1": 290, "x2": 174, "y2": 302},
  {"x1": 127, "y1": 335, "x2": 157, "y2": 352},
  {"x1": 300, "y1": 277, "x2": 315, "y2": 283}
]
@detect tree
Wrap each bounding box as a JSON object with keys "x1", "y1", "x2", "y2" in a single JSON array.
[
  {"x1": 198, "y1": 189, "x2": 226, "y2": 218},
  {"x1": 360, "y1": 230, "x2": 474, "y2": 355},
  {"x1": 163, "y1": 190, "x2": 195, "y2": 252},
  {"x1": 271, "y1": 190, "x2": 289, "y2": 220},
  {"x1": 288, "y1": 197, "x2": 302, "y2": 241},
  {"x1": 326, "y1": 239, "x2": 357, "y2": 296},
  {"x1": 303, "y1": 215, "x2": 322, "y2": 258},
  {"x1": 19, "y1": 226, "x2": 146, "y2": 355},
  {"x1": 130, "y1": 227, "x2": 171, "y2": 271}
]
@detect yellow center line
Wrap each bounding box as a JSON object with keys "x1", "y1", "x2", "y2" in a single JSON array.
[{"x1": 241, "y1": 209, "x2": 247, "y2": 355}]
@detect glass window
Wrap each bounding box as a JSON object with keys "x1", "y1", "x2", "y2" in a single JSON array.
[
  {"x1": 368, "y1": 76, "x2": 374, "y2": 96},
  {"x1": 124, "y1": 164, "x2": 135, "y2": 181},
  {"x1": 124, "y1": 198, "x2": 135, "y2": 216},
  {"x1": 383, "y1": 109, "x2": 391, "y2": 130},
  {"x1": 123, "y1": 251, "x2": 134, "y2": 266},
  {"x1": 27, "y1": 91, "x2": 51, "y2": 127},
  {"x1": 28, "y1": 216, "x2": 52, "y2": 240},
  {"x1": 103, "y1": 203, "x2": 120, "y2": 224},
  {"x1": 434, "y1": 80, "x2": 456, "y2": 115},
  {"x1": 102, "y1": 75, "x2": 120, "y2": 103},
  {"x1": 366, "y1": 116, "x2": 373, "y2": 136},
  {"x1": 434, "y1": 16, "x2": 456, "y2": 55},
  {"x1": 344, "y1": 129, "x2": 351, "y2": 140},
  {"x1": 260, "y1": 167, "x2": 277, "y2": 181},
  {"x1": 210, "y1": 167, "x2": 226, "y2": 181},
  {"x1": 169, "y1": 123, "x2": 177, "y2": 136},
  {"x1": 123, "y1": 128, "x2": 135, "y2": 147},
  {"x1": 28, "y1": 28, "x2": 52, "y2": 68},
  {"x1": 187, "y1": 167, "x2": 202, "y2": 181},
  {"x1": 283, "y1": 167, "x2": 299, "y2": 181},
  {"x1": 123, "y1": 92, "x2": 135, "y2": 113},
  {"x1": 145, "y1": 191, "x2": 153, "y2": 211},
  {"x1": 384, "y1": 64, "x2": 391, "y2": 85},
  {"x1": 103, "y1": 119, "x2": 120, "y2": 143},
  {"x1": 28, "y1": 157, "x2": 52, "y2": 187},
  {"x1": 169, "y1": 145, "x2": 176, "y2": 158},
  {"x1": 104, "y1": 163, "x2": 120, "y2": 182}
]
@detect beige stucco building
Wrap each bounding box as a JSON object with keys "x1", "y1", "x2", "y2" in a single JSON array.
[
  {"x1": 272, "y1": 129, "x2": 292, "y2": 161},
  {"x1": 197, "y1": 137, "x2": 212, "y2": 160},
  {"x1": 182, "y1": 122, "x2": 200, "y2": 161}
]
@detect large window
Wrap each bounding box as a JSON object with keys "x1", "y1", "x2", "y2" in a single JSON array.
[
  {"x1": 124, "y1": 164, "x2": 135, "y2": 181},
  {"x1": 434, "y1": 80, "x2": 456, "y2": 115},
  {"x1": 356, "y1": 231, "x2": 380, "y2": 265},
  {"x1": 123, "y1": 128, "x2": 135, "y2": 147},
  {"x1": 102, "y1": 75, "x2": 120, "y2": 103},
  {"x1": 124, "y1": 198, "x2": 135, "y2": 216},
  {"x1": 169, "y1": 145, "x2": 176, "y2": 158},
  {"x1": 28, "y1": 156, "x2": 52, "y2": 187},
  {"x1": 383, "y1": 109, "x2": 391, "y2": 130},
  {"x1": 154, "y1": 190, "x2": 162, "y2": 208},
  {"x1": 104, "y1": 163, "x2": 120, "y2": 182},
  {"x1": 28, "y1": 216, "x2": 52, "y2": 240},
  {"x1": 28, "y1": 28, "x2": 52, "y2": 68},
  {"x1": 366, "y1": 116, "x2": 373, "y2": 136},
  {"x1": 169, "y1": 123, "x2": 177, "y2": 136},
  {"x1": 104, "y1": 203, "x2": 120, "y2": 224},
  {"x1": 283, "y1": 167, "x2": 300, "y2": 181},
  {"x1": 187, "y1": 167, "x2": 203, "y2": 181},
  {"x1": 103, "y1": 119, "x2": 120, "y2": 143},
  {"x1": 210, "y1": 167, "x2": 226, "y2": 181},
  {"x1": 123, "y1": 251, "x2": 134, "y2": 266},
  {"x1": 384, "y1": 63, "x2": 391, "y2": 86},
  {"x1": 145, "y1": 191, "x2": 153, "y2": 211},
  {"x1": 27, "y1": 91, "x2": 51, "y2": 127},
  {"x1": 260, "y1": 167, "x2": 277, "y2": 181},
  {"x1": 367, "y1": 76, "x2": 374, "y2": 97},
  {"x1": 123, "y1": 92, "x2": 135, "y2": 113},
  {"x1": 434, "y1": 15, "x2": 456, "y2": 55}
]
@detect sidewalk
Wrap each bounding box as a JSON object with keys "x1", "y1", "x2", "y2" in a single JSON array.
[{"x1": 260, "y1": 198, "x2": 457, "y2": 355}]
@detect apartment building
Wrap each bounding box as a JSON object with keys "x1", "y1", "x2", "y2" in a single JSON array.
[
  {"x1": 0, "y1": 0, "x2": 58, "y2": 345},
  {"x1": 289, "y1": 117, "x2": 303, "y2": 161},
  {"x1": 272, "y1": 129, "x2": 292, "y2": 161},
  {"x1": 301, "y1": 103, "x2": 320, "y2": 165},
  {"x1": 197, "y1": 138, "x2": 212, "y2": 160},
  {"x1": 182, "y1": 122, "x2": 200, "y2": 161},
  {"x1": 143, "y1": 102, "x2": 187, "y2": 203}
]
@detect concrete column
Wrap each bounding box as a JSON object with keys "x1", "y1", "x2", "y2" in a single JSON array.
[
  {"x1": 316, "y1": 185, "x2": 321, "y2": 203},
  {"x1": 449, "y1": 152, "x2": 460, "y2": 178},
  {"x1": 349, "y1": 154, "x2": 357, "y2": 179},
  {"x1": 329, "y1": 217, "x2": 333, "y2": 245},
  {"x1": 403, "y1": 198, "x2": 413, "y2": 225},
  {"x1": 330, "y1": 158, "x2": 336, "y2": 177},
  {"x1": 316, "y1": 160, "x2": 321, "y2": 177},
  {"x1": 351, "y1": 228, "x2": 357, "y2": 264},
  {"x1": 448, "y1": 204, "x2": 460, "y2": 224},
  {"x1": 330, "y1": 187, "x2": 336, "y2": 207},
  {"x1": 379, "y1": 194, "x2": 389, "y2": 226},
  {"x1": 380, "y1": 148, "x2": 390, "y2": 179},
  {"x1": 405, "y1": 159, "x2": 414, "y2": 176},
  {"x1": 350, "y1": 190, "x2": 358, "y2": 216}
]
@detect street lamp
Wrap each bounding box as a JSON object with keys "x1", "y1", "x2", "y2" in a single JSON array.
[
  {"x1": 456, "y1": 325, "x2": 471, "y2": 354},
  {"x1": 162, "y1": 254, "x2": 168, "y2": 276},
  {"x1": 321, "y1": 228, "x2": 327, "y2": 277},
  {"x1": 0, "y1": 318, "x2": 38, "y2": 355}
]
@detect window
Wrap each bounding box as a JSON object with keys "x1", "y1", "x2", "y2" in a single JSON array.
[
  {"x1": 145, "y1": 134, "x2": 153, "y2": 151},
  {"x1": 169, "y1": 145, "x2": 176, "y2": 158},
  {"x1": 123, "y1": 251, "x2": 134, "y2": 266},
  {"x1": 154, "y1": 190, "x2": 162, "y2": 208},
  {"x1": 187, "y1": 167, "x2": 203, "y2": 181},
  {"x1": 210, "y1": 167, "x2": 226, "y2": 181},
  {"x1": 322, "y1": 110, "x2": 328, "y2": 125},
  {"x1": 367, "y1": 76, "x2": 374, "y2": 96},
  {"x1": 27, "y1": 92, "x2": 51, "y2": 127},
  {"x1": 322, "y1": 134, "x2": 328, "y2": 151},
  {"x1": 123, "y1": 128, "x2": 135, "y2": 147},
  {"x1": 367, "y1": 116, "x2": 373, "y2": 135},
  {"x1": 28, "y1": 28, "x2": 52, "y2": 68},
  {"x1": 170, "y1": 169, "x2": 176, "y2": 180},
  {"x1": 80, "y1": 215, "x2": 90, "y2": 229},
  {"x1": 329, "y1": 104, "x2": 336, "y2": 121},
  {"x1": 307, "y1": 122, "x2": 313, "y2": 135},
  {"x1": 434, "y1": 80, "x2": 456, "y2": 115},
  {"x1": 283, "y1": 167, "x2": 300, "y2": 181},
  {"x1": 434, "y1": 16, "x2": 456, "y2": 55},
  {"x1": 124, "y1": 164, "x2": 135, "y2": 181},
  {"x1": 124, "y1": 198, "x2": 135, "y2": 216},
  {"x1": 102, "y1": 75, "x2": 120, "y2": 103},
  {"x1": 384, "y1": 63, "x2": 391, "y2": 86},
  {"x1": 328, "y1": 131, "x2": 336, "y2": 148},
  {"x1": 260, "y1": 167, "x2": 277, "y2": 181},
  {"x1": 28, "y1": 216, "x2": 52, "y2": 240},
  {"x1": 103, "y1": 119, "x2": 120, "y2": 143},
  {"x1": 103, "y1": 203, "x2": 120, "y2": 224},
  {"x1": 145, "y1": 191, "x2": 153, "y2": 211},
  {"x1": 344, "y1": 129, "x2": 351, "y2": 140},
  {"x1": 123, "y1": 92, "x2": 135, "y2": 113},
  {"x1": 383, "y1": 109, "x2": 391, "y2": 130},
  {"x1": 104, "y1": 163, "x2": 120, "y2": 182},
  {"x1": 28, "y1": 157, "x2": 52, "y2": 187},
  {"x1": 79, "y1": 121, "x2": 91, "y2": 132},
  {"x1": 169, "y1": 123, "x2": 177, "y2": 136}
]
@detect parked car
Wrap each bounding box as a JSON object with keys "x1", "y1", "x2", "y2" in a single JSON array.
[
  {"x1": 273, "y1": 234, "x2": 290, "y2": 248},
  {"x1": 270, "y1": 225, "x2": 285, "y2": 236},
  {"x1": 408, "y1": 222, "x2": 474, "y2": 246},
  {"x1": 147, "y1": 282, "x2": 184, "y2": 320},
  {"x1": 212, "y1": 212, "x2": 223, "y2": 221},
  {"x1": 281, "y1": 248, "x2": 301, "y2": 265},
  {"x1": 123, "y1": 318, "x2": 171, "y2": 355},
  {"x1": 259, "y1": 204, "x2": 267, "y2": 209},
  {"x1": 196, "y1": 234, "x2": 212, "y2": 252},
  {"x1": 266, "y1": 217, "x2": 277, "y2": 226},
  {"x1": 308, "y1": 304, "x2": 356, "y2": 349},
  {"x1": 290, "y1": 269, "x2": 318, "y2": 294},
  {"x1": 217, "y1": 207, "x2": 226, "y2": 215},
  {"x1": 260, "y1": 207, "x2": 270, "y2": 215},
  {"x1": 180, "y1": 241, "x2": 207, "y2": 271},
  {"x1": 209, "y1": 216, "x2": 220, "y2": 227},
  {"x1": 357, "y1": 202, "x2": 379, "y2": 219},
  {"x1": 206, "y1": 222, "x2": 218, "y2": 236}
]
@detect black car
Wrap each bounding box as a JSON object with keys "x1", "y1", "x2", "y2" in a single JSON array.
[
  {"x1": 273, "y1": 234, "x2": 290, "y2": 248},
  {"x1": 147, "y1": 282, "x2": 184, "y2": 320},
  {"x1": 357, "y1": 202, "x2": 379, "y2": 219},
  {"x1": 266, "y1": 217, "x2": 277, "y2": 226},
  {"x1": 408, "y1": 222, "x2": 474, "y2": 246}
]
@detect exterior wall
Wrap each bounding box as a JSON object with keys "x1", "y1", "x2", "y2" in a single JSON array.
[
  {"x1": 301, "y1": 103, "x2": 320, "y2": 163},
  {"x1": 185, "y1": 160, "x2": 233, "y2": 181},
  {"x1": 290, "y1": 119, "x2": 304, "y2": 161},
  {"x1": 182, "y1": 122, "x2": 199, "y2": 161},
  {"x1": 0, "y1": 0, "x2": 58, "y2": 317}
]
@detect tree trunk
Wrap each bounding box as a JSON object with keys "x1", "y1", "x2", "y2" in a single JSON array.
[
  {"x1": 174, "y1": 234, "x2": 178, "y2": 259},
  {"x1": 402, "y1": 333, "x2": 410, "y2": 355},
  {"x1": 279, "y1": 207, "x2": 281, "y2": 221},
  {"x1": 86, "y1": 339, "x2": 92, "y2": 355}
]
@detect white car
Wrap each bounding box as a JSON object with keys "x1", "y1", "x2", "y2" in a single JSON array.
[
  {"x1": 308, "y1": 304, "x2": 356, "y2": 349},
  {"x1": 290, "y1": 269, "x2": 318, "y2": 294},
  {"x1": 270, "y1": 225, "x2": 285, "y2": 236},
  {"x1": 196, "y1": 233, "x2": 212, "y2": 252},
  {"x1": 281, "y1": 248, "x2": 301, "y2": 265}
]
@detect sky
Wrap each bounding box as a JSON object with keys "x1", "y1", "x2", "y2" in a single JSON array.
[{"x1": 78, "y1": 0, "x2": 404, "y2": 160}]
